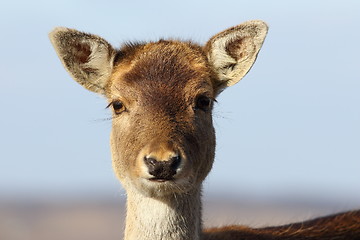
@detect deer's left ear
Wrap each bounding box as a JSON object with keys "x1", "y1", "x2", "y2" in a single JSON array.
[{"x1": 205, "y1": 20, "x2": 268, "y2": 94}]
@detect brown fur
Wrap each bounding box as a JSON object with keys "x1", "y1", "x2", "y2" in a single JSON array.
[
  {"x1": 49, "y1": 21, "x2": 360, "y2": 240},
  {"x1": 204, "y1": 210, "x2": 360, "y2": 240}
]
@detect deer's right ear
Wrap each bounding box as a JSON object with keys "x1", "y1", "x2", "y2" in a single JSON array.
[
  {"x1": 49, "y1": 27, "x2": 116, "y2": 95},
  {"x1": 205, "y1": 20, "x2": 268, "y2": 95}
]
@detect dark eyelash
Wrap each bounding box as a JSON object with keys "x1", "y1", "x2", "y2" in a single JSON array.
[{"x1": 105, "y1": 102, "x2": 113, "y2": 109}]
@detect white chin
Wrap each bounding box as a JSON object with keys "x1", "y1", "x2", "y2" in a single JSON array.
[{"x1": 135, "y1": 177, "x2": 193, "y2": 197}]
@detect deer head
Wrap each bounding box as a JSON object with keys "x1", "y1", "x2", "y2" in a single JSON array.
[{"x1": 49, "y1": 21, "x2": 268, "y2": 198}]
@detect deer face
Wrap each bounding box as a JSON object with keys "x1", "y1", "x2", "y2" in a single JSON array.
[
  {"x1": 108, "y1": 42, "x2": 216, "y2": 196},
  {"x1": 49, "y1": 21, "x2": 268, "y2": 197}
]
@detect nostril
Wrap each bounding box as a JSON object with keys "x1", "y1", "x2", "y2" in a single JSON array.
[
  {"x1": 169, "y1": 155, "x2": 181, "y2": 170},
  {"x1": 144, "y1": 157, "x2": 160, "y2": 174},
  {"x1": 144, "y1": 157, "x2": 158, "y2": 167}
]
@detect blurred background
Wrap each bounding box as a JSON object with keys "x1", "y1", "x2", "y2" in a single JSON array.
[{"x1": 1, "y1": 0, "x2": 359, "y2": 239}]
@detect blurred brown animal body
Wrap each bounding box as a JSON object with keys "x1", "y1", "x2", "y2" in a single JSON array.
[{"x1": 49, "y1": 21, "x2": 360, "y2": 240}]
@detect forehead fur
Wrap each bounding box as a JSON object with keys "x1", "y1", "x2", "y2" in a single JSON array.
[{"x1": 108, "y1": 40, "x2": 213, "y2": 98}]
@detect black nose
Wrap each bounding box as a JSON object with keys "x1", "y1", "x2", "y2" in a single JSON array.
[{"x1": 144, "y1": 155, "x2": 181, "y2": 180}]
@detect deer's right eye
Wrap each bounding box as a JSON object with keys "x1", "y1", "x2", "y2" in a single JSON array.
[
  {"x1": 194, "y1": 95, "x2": 213, "y2": 112},
  {"x1": 107, "y1": 100, "x2": 126, "y2": 114}
]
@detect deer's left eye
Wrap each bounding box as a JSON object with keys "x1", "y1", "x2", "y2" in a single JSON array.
[
  {"x1": 194, "y1": 95, "x2": 212, "y2": 111},
  {"x1": 107, "y1": 100, "x2": 126, "y2": 114}
]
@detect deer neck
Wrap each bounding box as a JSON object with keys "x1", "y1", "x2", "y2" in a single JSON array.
[{"x1": 124, "y1": 186, "x2": 202, "y2": 240}]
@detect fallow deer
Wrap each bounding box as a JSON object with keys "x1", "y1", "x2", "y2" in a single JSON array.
[{"x1": 49, "y1": 20, "x2": 360, "y2": 240}]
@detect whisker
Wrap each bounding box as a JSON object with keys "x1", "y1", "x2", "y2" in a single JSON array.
[
  {"x1": 93, "y1": 117, "x2": 113, "y2": 122},
  {"x1": 212, "y1": 110, "x2": 233, "y2": 121}
]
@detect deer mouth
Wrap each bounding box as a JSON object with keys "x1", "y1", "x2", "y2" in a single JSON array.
[
  {"x1": 136, "y1": 171, "x2": 195, "y2": 197},
  {"x1": 148, "y1": 177, "x2": 175, "y2": 183}
]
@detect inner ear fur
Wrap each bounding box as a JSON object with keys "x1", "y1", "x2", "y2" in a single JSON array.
[
  {"x1": 205, "y1": 20, "x2": 268, "y2": 94},
  {"x1": 49, "y1": 27, "x2": 116, "y2": 95}
]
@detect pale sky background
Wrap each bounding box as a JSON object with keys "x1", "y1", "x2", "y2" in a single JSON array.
[{"x1": 0, "y1": 0, "x2": 359, "y2": 203}]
